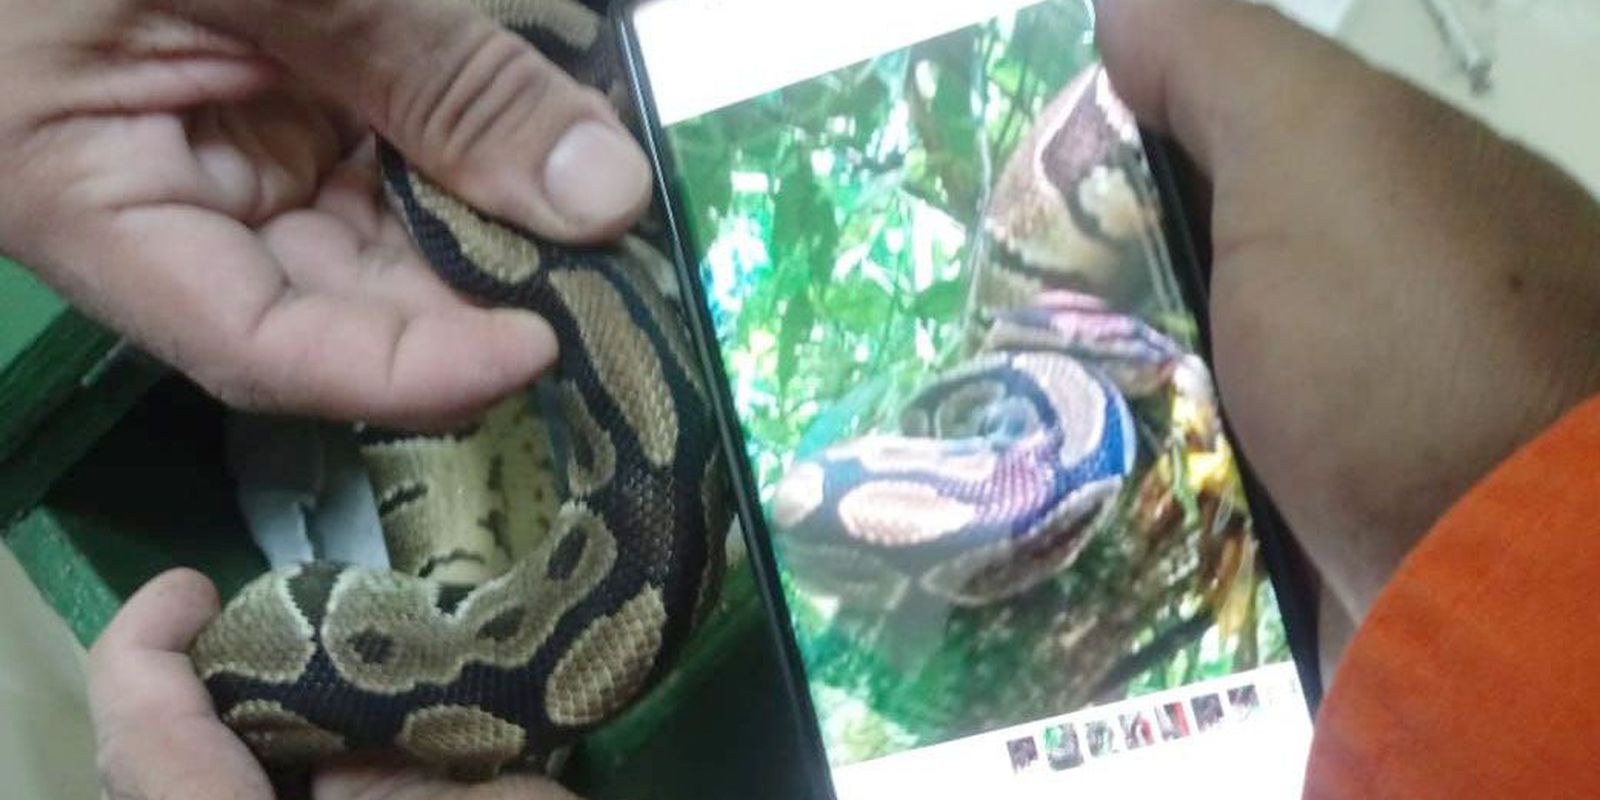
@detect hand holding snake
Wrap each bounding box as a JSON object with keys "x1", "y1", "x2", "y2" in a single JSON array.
[
  {"x1": 0, "y1": 0, "x2": 679, "y2": 792},
  {"x1": 90, "y1": 569, "x2": 583, "y2": 799},
  {"x1": 0, "y1": 0, "x2": 648, "y2": 430},
  {"x1": 0, "y1": 0, "x2": 1586, "y2": 792}
]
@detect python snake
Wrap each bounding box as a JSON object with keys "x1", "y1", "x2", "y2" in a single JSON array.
[
  {"x1": 191, "y1": 0, "x2": 730, "y2": 778},
  {"x1": 770, "y1": 64, "x2": 1200, "y2": 608}
]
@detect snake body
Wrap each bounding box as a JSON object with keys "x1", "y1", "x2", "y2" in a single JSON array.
[
  {"x1": 976, "y1": 64, "x2": 1158, "y2": 314},
  {"x1": 770, "y1": 290, "x2": 1184, "y2": 607},
  {"x1": 191, "y1": 0, "x2": 730, "y2": 777},
  {"x1": 772, "y1": 347, "x2": 1134, "y2": 607}
]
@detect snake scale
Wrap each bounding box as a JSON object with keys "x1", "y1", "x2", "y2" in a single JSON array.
[{"x1": 190, "y1": 0, "x2": 731, "y2": 778}]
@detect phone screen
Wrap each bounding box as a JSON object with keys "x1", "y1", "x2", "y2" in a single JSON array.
[{"x1": 626, "y1": 0, "x2": 1316, "y2": 796}]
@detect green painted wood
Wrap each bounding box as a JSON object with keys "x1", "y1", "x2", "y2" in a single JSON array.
[
  {"x1": 0, "y1": 257, "x2": 128, "y2": 466},
  {"x1": 0, "y1": 254, "x2": 165, "y2": 527},
  {"x1": 4, "y1": 509, "x2": 123, "y2": 646},
  {"x1": 3, "y1": 380, "x2": 267, "y2": 646},
  {"x1": 32, "y1": 380, "x2": 268, "y2": 610},
  {"x1": 0, "y1": 314, "x2": 119, "y2": 462},
  {"x1": 0, "y1": 346, "x2": 165, "y2": 528},
  {"x1": 0, "y1": 258, "x2": 64, "y2": 367},
  {"x1": 4, "y1": 494, "x2": 265, "y2": 647}
]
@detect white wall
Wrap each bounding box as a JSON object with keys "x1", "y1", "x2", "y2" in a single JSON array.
[{"x1": 1339, "y1": 0, "x2": 1600, "y2": 199}]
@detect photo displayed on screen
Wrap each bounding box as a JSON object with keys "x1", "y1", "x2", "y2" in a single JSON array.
[{"x1": 648, "y1": 0, "x2": 1310, "y2": 783}]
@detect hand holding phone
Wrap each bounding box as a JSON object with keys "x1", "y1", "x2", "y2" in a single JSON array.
[
  {"x1": 620, "y1": 1, "x2": 1320, "y2": 797},
  {"x1": 1098, "y1": 0, "x2": 1600, "y2": 625}
]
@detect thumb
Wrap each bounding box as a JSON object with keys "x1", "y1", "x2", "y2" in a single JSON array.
[
  {"x1": 168, "y1": 0, "x2": 650, "y2": 243},
  {"x1": 88, "y1": 569, "x2": 274, "y2": 799},
  {"x1": 1094, "y1": 0, "x2": 1367, "y2": 178}
]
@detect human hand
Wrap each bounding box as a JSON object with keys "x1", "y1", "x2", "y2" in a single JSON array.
[
  {"x1": 89, "y1": 568, "x2": 585, "y2": 800},
  {"x1": 0, "y1": 0, "x2": 650, "y2": 430},
  {"x1": 1097, "y1": 1, "x2": 1600, "y2": 627}
]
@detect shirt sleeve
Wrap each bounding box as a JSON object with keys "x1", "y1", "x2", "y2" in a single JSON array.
[{"x1": 1303, "y1": 395, "x2": 1600, "y2": 798}]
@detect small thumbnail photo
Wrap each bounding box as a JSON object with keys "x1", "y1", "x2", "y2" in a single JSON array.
[
  {"x1": 1119, "y1": 711, "x2": 1157, "y2": 750},
  {"x1": 1228, "y1": 684, "x2": 1262, "y2": 720},
  {"x1": 1260, "y1": 675, "x2": 1301, "y2": 709},
  {"x1": 1193, "y1": 694, "x2": 1226, "y2": 731},
  {"x1": 1044, "y1": 723, "x2": 1085, "y2": 771},
  {"x1": 1156, "y1": 701, "x2": 1192, "y2": 741},
  {"x1": 1086, "y1": 720, "x2": 1120, "y2": 758},
  {"x1": 1007, "y1": 735, "x2": 1040, "y2": 774}
]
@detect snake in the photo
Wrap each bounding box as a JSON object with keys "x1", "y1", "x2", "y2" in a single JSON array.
[
  {"x1": 770, "y1": 64, "x2": 1213, "y2": 607},
  {"x1": 189, "y1": 0, "x2": 731, "y2": 778}
]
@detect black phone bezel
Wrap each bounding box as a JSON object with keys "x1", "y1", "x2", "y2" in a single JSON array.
[
  {"x1": 610, "y1": 3, "x2": 1323, "y2": 796},
  {"x1": 611, "y1": 8, "x2": 838, "y2": 797}
]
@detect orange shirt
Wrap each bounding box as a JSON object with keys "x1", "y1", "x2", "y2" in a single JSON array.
[{"x1": 1305, "y1": 396, "x2": 1600, "y2": 798}]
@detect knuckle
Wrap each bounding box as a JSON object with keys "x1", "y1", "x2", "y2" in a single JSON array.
[
  {"x1": 382, "y1": 24, "x2": 543, "y2": 154},
  {"x1": 497, "y1": 34, "x2": 564, "y2": 107},
  {"x1": 425, "y1": 30, "x2": 592, "y2": 175},
  {"x1": 441, "y1": 33, "x2": 561, "y2": 164},
  {"x1": 383, "y1": 17, "x2": 603, "y2": 163},
  {"x1": 379, "y1": 20, "x2": 480, "y2": 139}
]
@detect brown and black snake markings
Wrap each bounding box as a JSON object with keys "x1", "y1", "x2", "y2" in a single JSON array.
[
  {"x1": 769, "y1": 65, "x2": 1210, "y2": 620},
  {"x1": 188, "y1": 0, "x2": 1215, "y2": 778},
  {"x1": 191, "y1": 0, "x2": 730, "y2": 778}
]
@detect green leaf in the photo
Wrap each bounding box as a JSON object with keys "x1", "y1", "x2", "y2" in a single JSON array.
[
  {"x1": 912, "y1": 278, "x2": 966, "y2": 320},
  {"x1": 772, "y1": 160, "x2": 840, "y2": 283},
  {"x1": 794, "y1": 376, "x2": 892, "y2": 460},
  {"x1": 827, "y1": 277, "x2": 894, "y2": 333},
  {"x1": 660, "y1": 0, "x2": 1303, "y2": 761},
  {"x1": 669, "y1": 122, "x2": 735, "y2": 240},
  {"x1": 854, "y1": 53, "x2": 902, "y2": 123},
  {"x1": 777, "y1": 294, "x2": 815, "y2": 391},
  {"x1": 771, "y1": 256, "x2": 813, "y2": 300}
]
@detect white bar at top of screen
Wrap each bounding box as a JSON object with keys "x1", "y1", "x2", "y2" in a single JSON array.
[{"x1": 632, "y1": 0, "x2": 1048, "y2": 125}]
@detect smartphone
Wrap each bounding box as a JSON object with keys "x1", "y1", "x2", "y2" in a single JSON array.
[{"x1": 615, "y1": 1, "x2": 1321, "y2": 797}]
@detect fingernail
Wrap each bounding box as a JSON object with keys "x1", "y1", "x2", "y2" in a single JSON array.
[{"x1": 542, "y1": 120, "x2": 651, "y2": 229}]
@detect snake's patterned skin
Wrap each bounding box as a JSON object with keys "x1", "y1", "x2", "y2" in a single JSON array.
[
  {"x1": 976, "y1": 64, "x2": 1161, "y2": 315},
  {"x1": 189, "y1": 0, "x2": 730, "y2": 778},
  {"x1": 185, "y1": 4, "x2": 1189, "y2": 776},
  {"x1": 770, "y1": 64, "x2": 1194, "y2": 607}
]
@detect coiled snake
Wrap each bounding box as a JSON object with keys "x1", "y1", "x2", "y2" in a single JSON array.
[
  {"x1": 771, "y1": 65, "x2": 1204, "y2": 609},
  {"x1": 187, "y1": 0, "x2": 1204, "y2": 779},
  {"x1": 190, "y1": 0, "x2": 730, "y2": 778}
]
